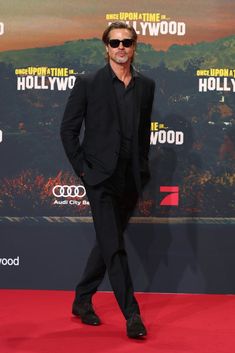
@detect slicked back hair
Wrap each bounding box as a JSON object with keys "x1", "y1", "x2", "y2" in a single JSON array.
[{"x1": 102, "y1": 21, "x2": 138, "y2": 45}]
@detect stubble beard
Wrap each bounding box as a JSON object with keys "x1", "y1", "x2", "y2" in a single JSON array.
[
  {"x1": 115, "y1": 57, "x2": 128, "y2": 64},
  {"x1": 112, "y1": 52, "x2": 130, "y2": 64}
]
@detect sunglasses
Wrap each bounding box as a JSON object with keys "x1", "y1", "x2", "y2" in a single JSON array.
[{"x1": 108, "y1": 39, "x2": 134, "y2": 48}]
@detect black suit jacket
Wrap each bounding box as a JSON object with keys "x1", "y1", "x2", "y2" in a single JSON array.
[{"x1": 60, "y1": 64, "x2": 155, "y2": 191}]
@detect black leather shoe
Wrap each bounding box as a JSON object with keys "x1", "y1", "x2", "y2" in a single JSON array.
[
  {"x1": 72, "y1": 301, "x2": 101, "y2": 326},
  {"x1": 126, "y1": 313, "x2": 147, "y2": 338}
]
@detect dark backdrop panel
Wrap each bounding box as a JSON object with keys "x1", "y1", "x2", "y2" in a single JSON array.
[{"x1": 1, "y1": 221, "x2": 234, "y2": 294}]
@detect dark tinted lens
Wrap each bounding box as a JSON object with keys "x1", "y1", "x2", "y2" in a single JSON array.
[
  {"x1": 108, "y1": 39, "x2": 134, "y2": 48},
  {"x1": 109, "y1": 39, "x2": 120, "y2": 48},
  {"x1": 122, "y1": 39, "x2": 133, "y2": 47}
]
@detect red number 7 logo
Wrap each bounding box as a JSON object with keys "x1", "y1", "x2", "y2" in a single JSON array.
[{"x1": 160, "y1": 186, "x2": 179, "y2": 206}]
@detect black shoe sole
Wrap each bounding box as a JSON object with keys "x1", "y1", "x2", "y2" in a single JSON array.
[
  {"x1": 127, "y1": 331, "x2": 147, "y2": 339},
  {"x1": 72, "y1": 308, "x2": 101, "y2": 326}
]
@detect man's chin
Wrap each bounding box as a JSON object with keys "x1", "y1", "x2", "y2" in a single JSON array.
[{"x1": 115, "y1": 57, "x2": 129, "y2": 64}]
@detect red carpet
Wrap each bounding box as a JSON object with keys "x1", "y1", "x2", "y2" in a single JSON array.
[{"x1": 0, "y1": 290, "x2": 235, "y2": 353}]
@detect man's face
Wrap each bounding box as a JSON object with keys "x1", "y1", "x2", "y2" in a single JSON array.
[{"x1": 106, "y1": 28, "x2": 136, "y2": 65}]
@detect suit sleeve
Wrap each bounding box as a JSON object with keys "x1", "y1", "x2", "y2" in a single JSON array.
[{"x1": 60, "y1": 75, "x2": 87, "y2": 176}]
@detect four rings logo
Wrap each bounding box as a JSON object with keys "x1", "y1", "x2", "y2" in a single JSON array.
[{"x1": 52, "y1": 185, "x2": 86, "y2": 198}]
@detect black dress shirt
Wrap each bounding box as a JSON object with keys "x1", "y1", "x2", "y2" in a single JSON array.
[{"x1": 109, "y1": 65, "x2": 138, "y2": 159}]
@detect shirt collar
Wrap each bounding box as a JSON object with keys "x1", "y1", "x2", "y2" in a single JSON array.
[{"x1": 108, "y1": 63, "x2": 139, "y2": 80}]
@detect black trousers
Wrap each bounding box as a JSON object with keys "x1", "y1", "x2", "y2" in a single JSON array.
[{"x1": 75, "y1": 157, "x2": 140, "y2": 319}]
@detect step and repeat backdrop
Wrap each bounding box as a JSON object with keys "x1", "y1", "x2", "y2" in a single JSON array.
[{"x1": 0, "y1": 0, "x2": 234, "y2": 293}]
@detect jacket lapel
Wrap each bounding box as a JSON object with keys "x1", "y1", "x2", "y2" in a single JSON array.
[
  {"x1": 132, "y1": 74, "x2": 143, "y2": 193},
  {"x1": 133, "y1": 76, "x2": 142, "y2": 132},
  {"x1": 102, "y1": 64, "x2": 120, "y2": 123}
]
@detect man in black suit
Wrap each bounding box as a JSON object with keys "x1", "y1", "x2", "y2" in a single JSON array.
[{"x1": 61, "y1": 22, "x2": 155, "y2": 338}]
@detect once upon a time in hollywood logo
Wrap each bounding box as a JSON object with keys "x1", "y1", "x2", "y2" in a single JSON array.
[
  {"x1": 197, "y1": 68, "x2": 235, "y2": 92},
  {"x1": 106, "y1": 12, "x2": 186, "y2": 36},
  {"x1": 150, "y1": 121, "x2": 184, "y2": 146},
  {"x1": 15, "y1": 67, "x2": 77, "y2": 91}
]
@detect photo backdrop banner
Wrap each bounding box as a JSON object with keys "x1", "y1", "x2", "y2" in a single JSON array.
[{"x1": 0, "y1": 0, "x2": 234, "y2": 292}]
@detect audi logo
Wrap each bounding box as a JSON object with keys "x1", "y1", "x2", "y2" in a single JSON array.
[{"x1": 52, "y1": 185, "x2": 86, "y2": 198}]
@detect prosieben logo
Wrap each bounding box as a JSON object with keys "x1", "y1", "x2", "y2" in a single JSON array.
[{"x1": 0, "y1": 256, "x2": 20, "y2": 266}]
